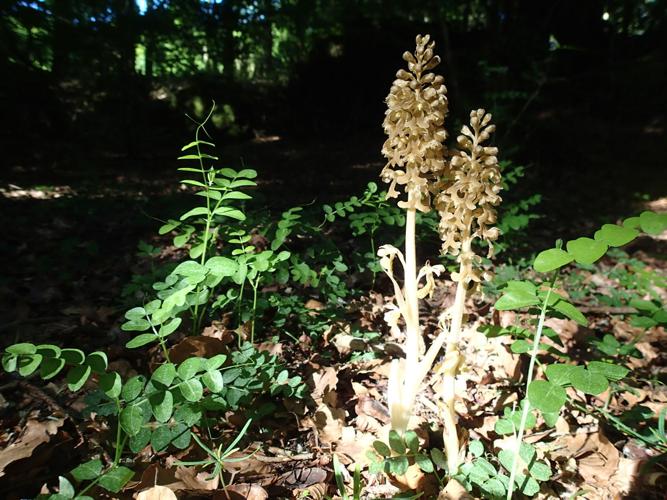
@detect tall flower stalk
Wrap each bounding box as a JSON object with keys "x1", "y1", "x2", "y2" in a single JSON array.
[
  {"x1": 380, "y1": 34, "x2": 448, "y2": 432},
  {"x1": 378, "y1": 36, "x2": 502, "y2": 482},
  {"x1": 435, "y1": 109, "x2": 502, "y2": 474}
]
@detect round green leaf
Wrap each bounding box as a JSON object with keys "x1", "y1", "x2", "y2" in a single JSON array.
[
  {"x1": 594, "y1": 224, "x2": 638, "y2": 247},
  {"x1": 125, "y1": 334, "x2": 157, "y2": 349},
  {"x1": 566, "y1": 237, "x2": 608, "y2": 265},
  {"x1": 588, "y1": 361, "x2": 629, "y2": 381},
  {"x1": 66, "y1": 364, "x2": 91, "y2": 391},
  {"x1": 100, "y1": 372, "x2": 122, "y2": 398},
  {"x1": 158, "y1": 317, "x2": 182, "y2": 337},
  {"x1": 570, "y1": 367, "x2": 609, "y2": 395},
  {"x1": 1, "y1": 354, "x2": 17, "y2": 372},
  {"x1": 60, "y1": 348, "x2": 85, "y2": 365},
  {"x1": 177, "y1": 357, "x2": 203, "y2": 380},
  {"x1": 18, "y1": 354, "x2": 42, "y2": 377},
  {"x1": 151, "y1": 363, "x2": 176, "y2": 387},
  {"x1": 150, "y1": 390, "x2": 174, "y2": 423},
  {"x1": 551, "y1": 299, "x2": 588, "y2": 326},
  {"x1": 128, "y1": 428, "x2": 151, "y2": 453},
  {"x1": 415, "y1": 453, "x2": 434, "y2": 473},
  {"x1": 120, "y1": 405, "x2": 144, "y2": 436},
  {"x1": 495, "y1": 281, "x2": 540, "y2": 310},
  {"x1": 86, "y1": 352, "x2": 108, "y2": 373},
  {"x1": 533, "y1": 248, "x2": 574, "y2": 273},
  {"x1": 469, "y1": 440, "x2": 484, "y2": 457},
  {"x1": 373, "y1": 440, "x2": 391, "y2": 457},
  {"x1": 202, "y1": 369, "x2": 224, "y2": 392},
  {"x1": 431, "y1": 448, "x2": 447, "y2": 470},
  {"x1": 71, "y1": 459, "x2": 103, "y2": 482},
  {"x1": 205, "y1": 354, "x2": 227, "y2": 371},
  {"x1": 639, "y1": 211, "x2": 667, "y2": 235},
  {"x1": 179, "y1": 378, "x2": 203, "y2": 402},
  {"x1": 405, "y1": 431, "x2": 419, "y2": 454},
  {"x1": 151, "y1": 426, "x2": 172, "y2": 452},
  {"x1": 98, "y1": 466, "x2": 134, "y2": 493},
  {"x1": 388, "y1": 430, "x2": 406, "y2": 454},
  {"x1": 6, "y1": 343, "x2": 37, "y2": 355},
  {"x1": 36, "y1": 344, "x2": 61, "y2": 358},
  {"x1": 529, "y1": 461, "x2": 552, "y2": 481},
  {"x1": 170, "y1": 422, "x2": 192, "y2": 449},
  {"x1": 386, "y1": 455, "x2": 409, "y2": 475},
  {"x1": 41, "y1": 357, "x2": 66, "y2": 380},
  {"x1": 122, "y1": 375, "x2": 146, "y2": 401},
  {"x1": 545, "y1": 364, "x2": 576, "y2": 386},
  {"x1": 58, "y1": 476, "x2": 75, "y2": 498},
  {"x1": 623, "y1": 216, "x2": 641, "y2": 229},
  {"x1": 527, "y1": 380, "x2": 567, "y2": 413},
  {"x1": 121, "y1": 318, "x2": 151, "y2": 332}
]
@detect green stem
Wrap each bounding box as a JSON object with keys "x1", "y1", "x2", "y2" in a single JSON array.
[
  {"x1": 77, "y1": 399, "x2": 126, "y2": 498},
  {"x1": 250, "y1": 276, "x2": 261, "y2": 344},
  {"x1": 191, "y1": 105, "x2": 216, "y2": 335},
  {"x1": 149, "y1": 318, "x2": 171, "y2": 363},
  {"x1": 507, "y1": 271, "x2": 558, "y2": 500}
]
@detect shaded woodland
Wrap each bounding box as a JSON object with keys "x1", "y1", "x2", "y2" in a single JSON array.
[{"x1": 1, "y1": 1, "x2": 666, "y2": 499}]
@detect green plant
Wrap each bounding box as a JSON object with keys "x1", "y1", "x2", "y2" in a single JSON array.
[
  {"x1": 491, "y1": 210, "x2": 667, "y2": 499},
  {"x1": 330, "y1": 453, "x2": 363, "y2": 500},
  {"x1": 1, "y1": 112, "x2": 310, "y2": 498},
  {"x1": 367, "y1": 430, "x2": 436, "y2": 477},
  {"x1": 175, "y1": 419, "x2": 255, "y2": 489}
]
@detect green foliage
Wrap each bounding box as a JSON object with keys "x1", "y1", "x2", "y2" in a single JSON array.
[
  {"x1": 367, "y1": 430, "x2": 434, "y2": 476},
  {"x1": 452, "y1": 441, "x2": 550, "y2": 499},
  {"x1": 330, "y1": 454, "x2": 363, "y2": 500},
  {"x1": 175, "y1": 419, "x2": 254, "y2": 484},
  {"x1": 490, "y1": 212, "x2": 663, "y2": 499}
]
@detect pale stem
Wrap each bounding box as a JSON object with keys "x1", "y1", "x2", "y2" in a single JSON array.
[
  {"x1": 404, "y1": 193, "x2": 419, "y2": 371},
  {"x1": 441, "y1": 236, "x2": 472, "y2": 475}
]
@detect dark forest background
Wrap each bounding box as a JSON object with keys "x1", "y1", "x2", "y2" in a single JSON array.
[{"x1": 1, "y1": 0, "x2": 666, "y2": 229}]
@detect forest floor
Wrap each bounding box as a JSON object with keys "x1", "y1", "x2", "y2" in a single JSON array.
[{"x1": 0, "y1": 94, "x2": 666, "y2": 500}]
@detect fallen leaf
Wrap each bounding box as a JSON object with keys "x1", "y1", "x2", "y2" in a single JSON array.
[
  {"x1": 174, "y1": 465, "x2": 220, "y2": 490},
  {"x1": 310, "y1": 366, "x2": 338, "y2": 403},
  {"x1": 355, "y1": 395, "x2": 390, "y2": 424},
  {"x1": 0, "y1": 418, "x2": 64, "y2": 477},
  {"x1": 277, "y1": 467, "x2": 328, "y2": 488},
  {"x1": 313, "y1": 403, "x2": 346, "y2": 444},
  {"x1": 331, "y1": 334, "x2": 366, "y2": 356},
  {"x1": 168, "y1": 336, "x2": 227, "y2": 364},
  {"x1": 214, "y1": 483, "x2": 269, "y2": 499},
  {"x1": 136, "y1": 485, "x2": 178, "y2": 500}
]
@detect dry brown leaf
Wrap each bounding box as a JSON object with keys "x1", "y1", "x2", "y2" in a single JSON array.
[
  {"x1": 544, "y1": 318, "x2": 579, "y2": 342},
  {"x1": 202, "y1": 320, "x2": 235, "y2": 344},
  {"x1": 335, "y1": 426, "x2": 377, "y2": 465},
  {"x1": 310, "y1": 366, "x2": 338, "y2": 403},
  {"x1": 214, "y1": 483, "x2": 269, "y2": 499},
  {"x1": 554, "y1": 429, "x2": 620, "y2": 492},
  {"x1": 313, "y1": 403, "x2": 346, "y2": 444},
  {"x1": 278, "y1": 467, "x2": 328, "y2": 488},
  {"x1": 355, "y1": 395, "x2": 390, "y2": 424},
  {"x1": 136, "y1": 464, "x2": 187, "y2": 492},
  {"x1": 0, "y1": 418, "x2": 64, "y2": 477},
  {"x1": 292, "y1": 482, "x2": 327, "y2": 499},
  {"x1": 437, "y1": 478, "x2": 473, "y2": 499},
  {"x1": 256, "y1": 341, "x2": 283, "y2": 356},
  {"x1": 168, "y1": 336, "x2": 227, "y2": 364},
  {"x1": 174, "y1": 465, "x2": 220, "y2": 490},
  {"x1": 136, "y1": 485, "x2": 178, "y2": 500},
  {"x1": 331, "y1": 333, "x2": 366, "y2": 356}
]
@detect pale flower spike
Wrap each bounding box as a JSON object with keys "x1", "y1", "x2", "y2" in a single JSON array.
[
  {"x1": 377, "y1": 35, "x2": 502, "y2": 492},
  {"x1": 381, "y1": 33, "x2": 448, "y2": 213}
]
